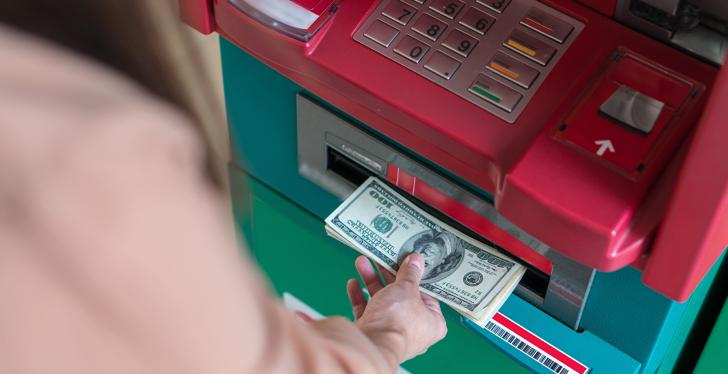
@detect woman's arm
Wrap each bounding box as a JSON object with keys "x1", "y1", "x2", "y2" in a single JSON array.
[{"x1": 0, "y1": 27, "x2": 444, "y2": 374}]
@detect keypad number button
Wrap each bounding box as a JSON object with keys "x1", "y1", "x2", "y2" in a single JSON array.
[
  {"x1": 412, "y1": 14, "x2": 448, "y2": 41},
  {"x1": 394, "y1": 36, "x2": 431, "y2": 63},
  {"x1": 363, "y1": 20, "x2": 400, "y2": 48},
  {"x1": 429, "y1": 0, "x2": 465, "y2": 19},
  {"x1": 382, "y1": 1, "x2": 418, "y2": 26},
  {"x1": 477, "y1": 0, "x2": 512, "y2": 14},
  {"x1": 424, "y1": 51, "x2": 462, "y2": 80},
  {"x1": 442, "y1": 30, "x2": 478, "y2": 57},
  {"x1": 459, "y1": 7, "x2": 495, "y2": 35}
]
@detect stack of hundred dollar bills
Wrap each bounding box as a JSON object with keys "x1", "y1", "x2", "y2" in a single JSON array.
[{"x1": 325, "y1": 177, "x2": 526, "y2": 327}]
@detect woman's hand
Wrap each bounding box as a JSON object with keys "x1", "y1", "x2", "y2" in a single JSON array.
[{"x1": 346, "y1": 254, "x2": 447, "y2": 367}]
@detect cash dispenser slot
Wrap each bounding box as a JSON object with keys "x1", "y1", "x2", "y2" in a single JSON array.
[
  {"x1": 298, "y1": 96, "x2": 560, "y2": 315},
  {"x1": 326, "y1": 147, "x2": 373, "y2": 187}
]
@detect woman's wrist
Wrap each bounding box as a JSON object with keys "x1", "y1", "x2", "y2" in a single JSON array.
[{"x1": 357, "y1": 321, "x2": 406, "y2": 371}]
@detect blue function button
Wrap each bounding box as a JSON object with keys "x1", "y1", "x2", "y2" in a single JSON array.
[
  {"x1": 394, "y1": 36, "x2": 431, "y2": 63},
  {"x1": 412, "y1": 13, "x2": 448, "y2": 41},
  {"x1": 382, "y1": 1, "x2": 418, "y2": 26}
]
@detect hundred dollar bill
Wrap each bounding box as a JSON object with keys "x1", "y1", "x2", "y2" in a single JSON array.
[{"x1": 325, "y1": 177, "x2": 525, "y2": 321}]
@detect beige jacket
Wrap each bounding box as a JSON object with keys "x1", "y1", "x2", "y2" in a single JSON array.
[{"x1": 0, "y1": 28, "x2": 393, "y2": 374}]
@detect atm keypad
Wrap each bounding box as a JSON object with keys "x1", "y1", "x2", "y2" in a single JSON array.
[{"x1": 353, "y1": 0, "x2": 584, "y2": 123}]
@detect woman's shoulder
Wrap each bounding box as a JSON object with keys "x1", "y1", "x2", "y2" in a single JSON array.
[{"x1": 0, "y1": 25, "x2": 202, "y2": 188}]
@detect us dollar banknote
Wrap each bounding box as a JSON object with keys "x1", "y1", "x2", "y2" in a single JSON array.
[{"x1": 325, "y1": 177, "x2": 525, "y2": 322}]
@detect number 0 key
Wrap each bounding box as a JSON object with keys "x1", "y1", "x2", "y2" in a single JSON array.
[{"x1": 394, "y1": 36, "x2": 430, "y2": 63}]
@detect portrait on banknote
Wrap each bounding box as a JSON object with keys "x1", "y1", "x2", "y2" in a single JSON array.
[{"x1": 399, "y1": 230, "x2": 465, "y2": 282}]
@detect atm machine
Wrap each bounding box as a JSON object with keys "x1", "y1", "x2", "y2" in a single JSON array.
[{"x1": 181, "y1": 0, "x2": 728, "y2": 372}]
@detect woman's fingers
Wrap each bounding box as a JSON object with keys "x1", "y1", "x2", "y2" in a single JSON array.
[
  {"x1": 355, "y1": 256, "x2": 385, "y2": 295},
  {"x1": 376, "y1": 263, "x2": 396, "y2": 284},
  {"x1": 346, "y1": 278, "x2": 367, "y2": 320}
]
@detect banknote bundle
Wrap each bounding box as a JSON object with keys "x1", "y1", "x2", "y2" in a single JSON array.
[{"x1": 325, "y1": 176, "x2": 525, "y2": 327}]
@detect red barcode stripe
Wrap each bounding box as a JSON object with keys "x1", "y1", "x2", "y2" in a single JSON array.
[{"x1": 493, "y1": 313, "x2": 588, "y2": 374}]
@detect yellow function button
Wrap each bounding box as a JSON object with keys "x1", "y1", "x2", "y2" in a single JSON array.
[
  {"x1": 506, "y1": 38, "x2": 536, "y2": 57},
  {"x1": 503, "y1": 30, "x2": 556, "y2": 66}
]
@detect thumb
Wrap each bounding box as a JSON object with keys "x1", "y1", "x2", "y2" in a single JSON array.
[{"x1": 396, "y1": 253, "x2": 424, "y2": 289}]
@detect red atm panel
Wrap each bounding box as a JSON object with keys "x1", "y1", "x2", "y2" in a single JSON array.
[{"x1": 192, "y1": 0, "x2": 723, "y2": 301}]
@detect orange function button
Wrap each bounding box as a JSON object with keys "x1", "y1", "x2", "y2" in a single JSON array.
[
  {"x1": 503, "y1": 29, "x2": 556, "y2": 66},
  {"x1": 486, "y1": 51, "x2": 539, "y2": 88},
  {"x1": 521, "y1": 8, "x2": 573, "y2": 43}
]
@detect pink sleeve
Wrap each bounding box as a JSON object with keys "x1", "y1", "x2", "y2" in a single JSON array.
[{"x1": 0, "y1": 27, "x2": 393, "y2": 374}]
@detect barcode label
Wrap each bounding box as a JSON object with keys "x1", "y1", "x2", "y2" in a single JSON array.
[{"x1": 485, "y1": 313, "x2": 589, "y2": 374}]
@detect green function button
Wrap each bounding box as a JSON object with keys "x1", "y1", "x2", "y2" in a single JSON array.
[
  {"x1": 469, "y1": 75, "x2": 522, "y2": 113},
  {"x1": 471, "y1": 84, "x2": 502, "y2": 103}
]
